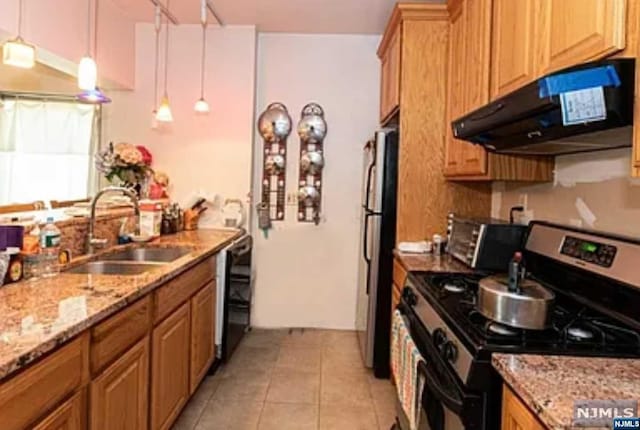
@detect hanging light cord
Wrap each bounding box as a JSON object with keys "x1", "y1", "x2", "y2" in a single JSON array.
[
  {"x1": 153, "y1": 5, "x2": 161, "y2": 108},
  {"x1": 17, "y1": 0, "x2": 24, "y2": 37},
  {"x1": 163, "y1": 0, "x2": 170, "y2": 97},
  {"x1": 85, "y1": 0, "x2": 92, "y2": 56},
  {"x1": 93, "y1": 0, "x2": 98, "y2": 59},
  {"x1": 200, "y1": 22, "x2": 207, "y2": 99}
]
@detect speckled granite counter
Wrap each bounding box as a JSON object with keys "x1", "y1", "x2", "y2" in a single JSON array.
[
  {"x1": 0, "y1": 228, "x2": 241, "y2": 381},
  {"x1": 493, "y1": 354, "x2": 640, "y2": 430},
  {"x1": 394, "y1": 250, "x2": 471, "y2": 273}
]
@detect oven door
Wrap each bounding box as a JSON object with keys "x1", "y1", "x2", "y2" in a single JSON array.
[{"x1": 397, "y1": 299, "x2": 483, "y2": 430}]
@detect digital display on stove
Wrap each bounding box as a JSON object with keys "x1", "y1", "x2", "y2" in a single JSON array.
[{"x1": 561, "y1": 235, "x2": 617, "y2": 268}]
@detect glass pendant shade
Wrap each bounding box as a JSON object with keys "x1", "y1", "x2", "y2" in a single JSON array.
[
  {"x1": 2, "y1": 37, "x2": 35, "y2": 69},
  {"x1": 76, "y1": 87, "x2": 111, "y2": 104},
  {"x1": 78, "y1": 56, "x2": 97, "y2": 90},
  {"x1": 194, "y1": 98, "x2": 210, "y2": 113},
  {"x1": 156, "y1": 95, "x2": 173, "y2": 122}
]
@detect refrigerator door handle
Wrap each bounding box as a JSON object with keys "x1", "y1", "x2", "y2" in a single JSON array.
[
  {"x1": 363, "y1": 211, "x2": 373, "y2": 264},
  {"x1": 363, "y1": 138, "x2": 377, "y2": 210}
]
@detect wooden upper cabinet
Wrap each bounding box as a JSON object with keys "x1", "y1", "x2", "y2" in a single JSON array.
[
  {"x1": 491, "y1": 0, "x2": 538, "y2": 98},
  {"x1": 379, "y1": 23, "x2": 401, "y2": 123},
  {"x1": 445, "y1": 0, "x2": 489, "y2": 177},
  {"x1": 151, "y1": 302, "x2": 191, "y2": 430},
  {"x1": 190, "y1": 281, "x2": 216, "y2": 394},
  {"x1": 444, "y1": 0, "x2": 467, "y2": 175},
  {"x1": 90, "y1": 337, "x2": 149, "y2": 430},
  {"x1": 502, "y1": 385, "x2": 546, "y2": 430},
  {"x1": 538, "y1": 0, "x2": 626, "y2": 75}
]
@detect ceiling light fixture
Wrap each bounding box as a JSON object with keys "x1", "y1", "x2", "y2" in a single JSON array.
[
  {"x1": 194, "y1": 0, "x2": 210, "y2": 114},
  {"x1": 2, "y1": 0, "x2": 35, "y2": 69},
  {"x1": 77, "y1": 87, "x2": 111, "y2": 104},
  {"x1": 156, "y1": 0, "x2": 173, "y2": 123},
  {"x1": 78, "y1": 0, "x2": 97, "y2": 90}
]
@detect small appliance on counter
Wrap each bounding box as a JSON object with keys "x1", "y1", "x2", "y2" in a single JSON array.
[
  {"x1": 395, "y1": 221, "x2": 640, "y2": 430},
  {"x1": 446, "y1": 215, "x2": 527, "y2": 270}
]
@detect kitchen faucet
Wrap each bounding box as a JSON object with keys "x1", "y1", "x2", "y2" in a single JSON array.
[{"x1": 87, "y1": 186, "x2": 140, "y2": 254}]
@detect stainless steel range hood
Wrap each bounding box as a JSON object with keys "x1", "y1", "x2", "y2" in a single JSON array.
[{"x1": 451, "y1": 59, "x2": 636, "y2": 156}]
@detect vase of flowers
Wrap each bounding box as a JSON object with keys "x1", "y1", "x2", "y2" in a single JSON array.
[{"x1": 95, "y1": 142, "x2": 154, "y2": 196}]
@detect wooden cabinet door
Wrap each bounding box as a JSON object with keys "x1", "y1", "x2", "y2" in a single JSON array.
[
  {"x1": 90, "y1": 337, "x2": 149, "y2": 430},
  {"x1": 491, "y1": 0, "x2": 538, "y2": 98},
  {"x1": 444, "y1": 1, "x2": 467, "y2": 175},
  {"x1": 33, "y1": 390, "x2": 85, "y2": 430},
  {"x1": 151, "y1": 302, "x2": 191, "y2": 430},
  {"x1": 190, "y1": 281, "x2": 216, "y2": 394},
  {"x1": 457, "y1": 0, "x2": 491, "y2": 176},
  {"x1": 502, "y1": 385, "x2": 546, "y2": 430},
  {"x1": 538, "y1": 0, "x2": 626, "y2": 75},
  {"x1": 380, "y1": 26, "x2": 401, "y2": 122}
]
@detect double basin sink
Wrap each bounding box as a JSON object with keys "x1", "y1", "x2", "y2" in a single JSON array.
[{"x1": 66, "y1": 247, "x2": 192, "y2": 275}]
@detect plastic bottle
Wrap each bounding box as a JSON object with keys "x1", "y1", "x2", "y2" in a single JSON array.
[{"x1": 40, "y1": 217, "x2": 61, "y2": 277}]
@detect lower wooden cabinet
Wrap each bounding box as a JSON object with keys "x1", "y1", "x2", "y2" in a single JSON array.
[
  {"x1": 0, "y1": 334, "x2": 89, "y2": 430},
  {"x1": 190, "y1": 281, "x2": 216, "y2": 394},
  {"x1": 90, "y1": 336, "x2": 149, "y2": 430},
  {"x1": 33, "y1": 390, "x2": 86, "y2": 430},
  {"x1": 151, "y1": 301, "x2": 192, "y2": 430},
  {"x1": 502, "y1": 385, "x2": 546, "y2": 430}
]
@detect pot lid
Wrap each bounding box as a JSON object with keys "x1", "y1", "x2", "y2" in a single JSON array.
[{"x1": 479, "y1": 276, "x2": 555, "y2": 301}]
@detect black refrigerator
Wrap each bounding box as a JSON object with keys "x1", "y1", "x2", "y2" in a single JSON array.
[{"x1": 355, "y1": 129, "x2": 399, "y2": 378}]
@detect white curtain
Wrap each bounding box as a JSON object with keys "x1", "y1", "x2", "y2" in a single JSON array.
[{"x1": 0, "y1": 99, "x2": 96, "y2": 205}]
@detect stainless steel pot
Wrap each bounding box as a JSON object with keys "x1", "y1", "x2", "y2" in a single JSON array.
[
  {"x1": 300, "y1": 150, "x2": 324, "y2": 175},
  {"x1": 477, "y1": 275, "x2": 555, "y2": 330},
  {"x1": 258, "y1": 103, "x2": 292, "y2": 142},
  {"x1": 265, "y1": 154, "x2": 285, "y2": 174},
  {"x1": 298, "y1": 185, "x2": 320, "y2": 207},
  {"x1": 297, "y1": 103, "x2": 327, "y2": 144}
]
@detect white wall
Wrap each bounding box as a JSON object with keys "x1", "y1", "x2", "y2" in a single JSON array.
[
  {"x1": 251, "y1": 33, "x2": 381, "y2": 329},
  {"x1": 492, "y1": 148, "x2": 640, "y2": 237},
  {"x1": 104, "y1": 24, "x2": 256, "y2": 224}
]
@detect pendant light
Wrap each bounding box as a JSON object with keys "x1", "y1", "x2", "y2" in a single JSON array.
[
  {"x1": 194, "y1": 0, "x2": 210, "y2": 114},
  {"x1": 2, "y1": 0, "x2": 36, "y2": 69},
  {"x1": 78, "y1": 0, "x2": 97, "y2": 90},
  {"x1": 76, "y1": 0, "x2": 110, "y2": 104},
  {"x1": 156, "y1": 0, "x2": 173, "y2": 123},
  {"x1": 151, "y1": 5, "x2": 162, "y2": 129}
]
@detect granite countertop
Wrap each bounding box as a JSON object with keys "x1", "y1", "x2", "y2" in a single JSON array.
[
  {"x1": 0, "y1": 228, "x2": 241, "y2": 382},
  {"x1": 493, "y1": 354, "x2": 640, "y2": 430},
  {"x1": 394, "y1": 250, "x2": 471, "y2": 273}
]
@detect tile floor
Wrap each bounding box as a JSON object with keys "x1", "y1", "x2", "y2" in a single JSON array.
[{"x1": 172, "y1": 328, "x2": 397, "y2": 430}]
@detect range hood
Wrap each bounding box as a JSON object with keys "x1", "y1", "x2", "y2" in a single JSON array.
[{"x1": 452, "y1": 59, "x2": 635, "y2": 156}]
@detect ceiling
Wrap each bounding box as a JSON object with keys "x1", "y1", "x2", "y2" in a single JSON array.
[{"x1": 110, "y1": 0, "x2": 444, "y2": 34}]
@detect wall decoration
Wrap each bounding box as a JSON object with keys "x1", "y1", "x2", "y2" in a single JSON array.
[
  {"x1": 297, "y1": 103, "x2": 327, "y2": 224},
  {"x1": 257, "y1": 102, "x2": 292, "y2": 221}
]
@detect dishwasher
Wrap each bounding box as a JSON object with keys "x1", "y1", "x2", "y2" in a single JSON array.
[{"x1": 213, "y1": 233, "x2": 253, "y2": 364}]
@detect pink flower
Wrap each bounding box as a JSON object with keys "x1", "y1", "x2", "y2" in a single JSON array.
[{"x1": 136, "y1": 145, "x2": 153, "y2": 166}]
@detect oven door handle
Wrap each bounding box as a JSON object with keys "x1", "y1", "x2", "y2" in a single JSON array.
[{"x1": 417, "y1": 361, "x2": 464, "y2": 415}]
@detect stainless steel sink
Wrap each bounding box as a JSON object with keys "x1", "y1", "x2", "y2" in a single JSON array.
[
  {"x1": 99, "y1": 247, "x2": 192, "y2": 263},
  {"x1": 66, "y1": 261, "x2": 164, "y2": 275}
]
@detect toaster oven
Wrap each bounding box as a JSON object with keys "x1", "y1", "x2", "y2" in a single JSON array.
[{"x1": 447, "y1": 217, "x2": 526, "y2": 270}]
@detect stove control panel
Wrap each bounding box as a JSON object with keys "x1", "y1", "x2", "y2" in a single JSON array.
[{"x1": 561, "y1": 235, "x2": 617, "y2": 268}]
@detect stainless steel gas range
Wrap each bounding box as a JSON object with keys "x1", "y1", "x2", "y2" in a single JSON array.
[{"x1": 396, "y1": 221, "x2": 640, "y2": 430}]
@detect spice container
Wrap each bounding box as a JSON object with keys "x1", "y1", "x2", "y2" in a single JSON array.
[{"x1": 140, "y1": 200, "x2": 163, "y2": 238}]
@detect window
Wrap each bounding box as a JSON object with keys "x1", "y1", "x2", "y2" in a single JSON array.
[{"x1": 0, "y1": 98, "x2": 98, "y2": 206}]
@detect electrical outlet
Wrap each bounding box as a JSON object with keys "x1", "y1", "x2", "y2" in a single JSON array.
[
  {"x1": 518, "y1": 193, "x2": 528, "y2": 210},
  {"x1": 286, "y1": 192, "x2": 298, "y2": 205}
]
